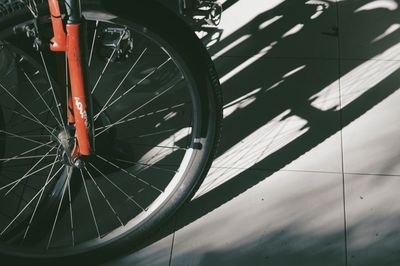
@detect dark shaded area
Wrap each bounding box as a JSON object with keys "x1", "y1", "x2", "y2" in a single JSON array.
[{"x1": 105, "y1": 0, "x2": 400, "y2": 265}]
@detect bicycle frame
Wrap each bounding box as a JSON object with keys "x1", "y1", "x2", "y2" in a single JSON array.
[
  {"x1": 45, "y1": 0, "x2": 220, "y2": 162},
  {"x1": 48, "y1": 0, "x2": 92, "y2": 160}
]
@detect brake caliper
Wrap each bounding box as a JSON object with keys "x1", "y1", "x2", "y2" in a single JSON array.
[{"x1": 97, "y1": 27, "x2": 134, "y2": 62}]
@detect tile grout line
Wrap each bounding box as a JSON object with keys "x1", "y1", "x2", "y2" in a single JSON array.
[
  {"x1": 336, "y1": 1, "x2": 349, "y2": 266},
  {"x1": 214, "y1": 54, "x2": 400, "y2": 63},
  {"x1": 210, "y1": 166, "x2": 400, "y2": 177},
  {"x1": 168, "y1": 216, "x2": 177, "y2": 266}
]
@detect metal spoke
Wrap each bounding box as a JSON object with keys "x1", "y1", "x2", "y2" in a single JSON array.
[
  {"x1": 91, "y1": 28, "x2": 127, "y2": 94},
  {"x1": 79, "y1": 169, "x2": 100, "y2": 238},
  {"x1": 0, "y1": 134, "x2": 51, "y2": 139},
  {"x1": 0, "y1": 141, "x2": 53, "y2": 165},
  {"x1": 0, "y1": 164, "x2": 63, "y2": 236},
  {"x1": 38, "y1": 103, "x2": 59, "y2": 116},
  {"x1": 115, "y1": 158, "x2": 177, "y2": 173},
  {"x1": 94, "y1": 48, "x2": 147, "y2": 120},
  {"x1": 0, "y1": 175, "x2": 40, "y2": 192},
  {"x1": 22, "y1": 157, "x2": 60, "y2": 240},
  {"x1": 96, "y1": 78, "x2": 183, "y2": 137},
  {"x1": 84, "y1": 167, "x2": 124, "y2": 226},
  {"x1": 0, "y1": 82, "x2": 60, "y2": 140},
  {"x1": 94, "y1": 102, "x2": 187, "y2": 131},
  {"x1": 47, "y1": 172, "x2": 69, "y2": 249},
  {"x1": 88, "y1": 20, "x2": 99, "y2": 67},
  {"x1": 95, "y1": 58, "x2": 172, "y2": 118},
  {"x1": 1, "y1": 105, "x2": 56, "y2": 133},
  {"x1": 24, "y1": 0, "x2": 39, "y2": 18},
  {"x1": 131, "y1": 128, "x2": 183, "y2": 139},
  {"x1": 88, "y1": 163, "x2": 146, "y2": 211},
  {"x1": 22, "y1": 71, "x2": 63, "y2": 127},
  {"x1": 66, "y1": 167, "x2": 75, "y2": 247},
  {"x1": 4, "y1": 146, "x2": 57, "y2": 197},
  {"x1": 39, "y1": 52, "x2": 68, "y2": 135},
  {"x1": 0, "y1": 154, "x2": 56, "y2": 162},
  {"x1": 0, "y1": 160, "x2": 59, "y2": 191},
  {"x1": 130, "y1": 143, "x2": 185, "y2": 150},
  {"x1": 29, "y1": 87, "x2": 51, "y2": 107},
  {"x1": 94, "y1": 154, "x2": 163, "y2": 193},
  {"x1": 0, "y1": 129, "x2": 55, "y2": 148}
]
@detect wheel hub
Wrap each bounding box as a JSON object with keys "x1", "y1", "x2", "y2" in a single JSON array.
[{"x1": 55, "y1": 129, "x2": 75, "y2": 166}]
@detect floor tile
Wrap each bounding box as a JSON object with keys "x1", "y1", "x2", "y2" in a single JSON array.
[
  {"x1": 88, "y1": 1, "x2": 400, "y2": 265},
  {"x1": 341, "y1": 59, "x2": 400, "y2": 175},
  {"x1": 172, "y1": 170, "x2": 346, "y2": 266},
  {"x1": 212, "y1": 56, "x2": 342, "y2": 173},
  {"x1": 101, "y1": 221, "x2": 175, "y2": 266},
  {"x1": 338, "y1": 0, "x2": 400, "y2": 60},
  {"x1": 207, "y1": 0, "x2": 338, "y2": 59},
  {"x1": 345, "y1": 174, "x2": 400, "y2": 266}
]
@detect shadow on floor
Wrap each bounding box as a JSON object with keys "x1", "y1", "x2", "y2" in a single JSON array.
[{"x1": 105, "y1": 0, "x2": 400, "y2": 265}]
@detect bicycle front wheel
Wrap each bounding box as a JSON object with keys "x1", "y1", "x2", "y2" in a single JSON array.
[{"x1": 0, "y1": 0, "x2": 222, "y2": 263}]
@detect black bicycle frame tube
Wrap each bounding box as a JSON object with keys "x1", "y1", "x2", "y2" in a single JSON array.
[{"x1": 65, "y1": 0, "x2": 82, "y2": 23}]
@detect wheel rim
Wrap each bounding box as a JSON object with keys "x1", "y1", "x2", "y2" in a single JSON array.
[{"x1": 0, "y1": 11, "x2": 207, "y2": 257}]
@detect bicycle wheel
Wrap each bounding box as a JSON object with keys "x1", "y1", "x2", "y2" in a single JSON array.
[{"x1": 0, "y1": 0, "x2": 222, "y2": 263}]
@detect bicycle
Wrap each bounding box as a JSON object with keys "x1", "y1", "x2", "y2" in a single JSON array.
[{"x1": 0, "y1": 0, "x2": 222, "y2": 264}]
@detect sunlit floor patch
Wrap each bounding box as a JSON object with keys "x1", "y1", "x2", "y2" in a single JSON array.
[
  {"x1": 194, "y1": 111, "x2": 308, "y2": 198},
  {"x1": 310, "y1": 42, "x2": 400, "y2": 111}
]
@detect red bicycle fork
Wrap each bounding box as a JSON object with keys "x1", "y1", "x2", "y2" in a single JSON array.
[{"x1": 48, "y1": 0, "x2": 92, "y2": 159}]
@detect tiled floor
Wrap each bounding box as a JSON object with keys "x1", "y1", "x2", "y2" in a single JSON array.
[{"x1": 104, "y1": 0, "x2": 400, "y2": 265}]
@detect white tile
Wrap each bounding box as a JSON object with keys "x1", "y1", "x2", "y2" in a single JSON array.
[
  {"x1": 207, "y1": 0, "x2": 338, "y2": 59},
  {"x1": 338, "y1": 0, "x2": 400, "y2": 60},
  {"x1": 341, "y1": 59, "x2": 400, "y2": 175},
  {"x1": 172, "y1": 170, "x2": 346, "y2": 266},
  {"x1": 213, "y1": 57, "x2": 341, "y2": 173},
  {"x1": 281, "y1": 131, "x2": 342, "y2": 173},
  {"x1": 345, "y1": 174, "x2": 400, "y2": 265}
]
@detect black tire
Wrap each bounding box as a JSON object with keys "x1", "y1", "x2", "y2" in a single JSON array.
[{"x1": 0, "y1": 0, "x2": 222, "y2": 264}]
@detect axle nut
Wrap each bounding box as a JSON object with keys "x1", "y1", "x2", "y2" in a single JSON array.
[{"x1": 74, "y1": 159, "x2": 85, "y2": 169}]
